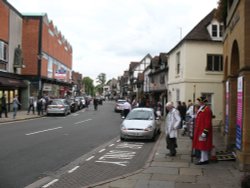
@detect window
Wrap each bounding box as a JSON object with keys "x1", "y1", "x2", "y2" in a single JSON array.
[
  {"x1": 206, "y1": 54, "x2": 223, "y2": 71},
  {"x1": 47, "y1": 57, "x2": 53, "y2": 78},
  {"x1": 0, "y1": 41, "x2": 8, "y2": 70},
  {"x1": 160, "y1": 74, "x2": 165, "y2": 84},
  {"x1": 176, "y1": 52, "x2": 180, "y2": 75},
  {"x1": 151, "y1": 76, "x2": 154, "y2": 84},
  {"x1": 212, "y1": 25, "x2": 218, "y2": 37},
  {"x1": 219, "y1": 25, "x2": 223, "y2": 37},
  {"x1": 176, "y1": 89, "x2": 180, "y2": 102}
]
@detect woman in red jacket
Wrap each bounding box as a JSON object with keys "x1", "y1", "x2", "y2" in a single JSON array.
[{"x1": 193, "y1": 96, "x2": 213, "y2": 165}]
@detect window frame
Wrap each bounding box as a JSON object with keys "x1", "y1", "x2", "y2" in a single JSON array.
[
  {"x1": 176, "y1": 52, "x2": 180, "y2": 75},
  {"x1": 206, "y1": 54, "x2": 223, "y2": 72}
]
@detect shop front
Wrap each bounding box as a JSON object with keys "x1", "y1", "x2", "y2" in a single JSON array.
[{"x1": 0, "y1": 75, "x2": 27, "y2": 112}]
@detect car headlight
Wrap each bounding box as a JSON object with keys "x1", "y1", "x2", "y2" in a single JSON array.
[
  {"x1": 121, "y1": 124, "x2": 127, "y2": 131},
  {"x1": 144, "y1": 125, "x2": 153, "y2": 131}
]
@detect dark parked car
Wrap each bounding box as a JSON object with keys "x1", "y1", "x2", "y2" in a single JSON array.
[
  {"x1": 66, "y1": 98, "x2": 78, "y2": 112},
  {"x1": 75, "y1": 96, "x2": 86, "y2": 109}
]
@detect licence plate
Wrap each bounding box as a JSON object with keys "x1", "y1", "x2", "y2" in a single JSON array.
[{"x1": 129, "y1": 132, "x2": 141, "y2": 136}]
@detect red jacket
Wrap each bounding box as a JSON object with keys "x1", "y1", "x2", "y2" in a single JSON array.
[{"x1": 193, "y1": 105, "x2": 213, "y2": 151}]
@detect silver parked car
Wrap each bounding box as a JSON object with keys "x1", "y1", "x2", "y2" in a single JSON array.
[
  {"x1": 47, "y1": 99, "x2": 71, "y2": 116},
  {"x1": 114, "y1": 99, "x2": 126, "y2": 112},
  {"x1": 120, "y1": 107, "x2": 160, "y2": 141}
]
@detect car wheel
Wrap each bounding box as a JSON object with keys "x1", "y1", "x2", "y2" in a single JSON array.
[{"x1": 120, "y1": 136, "x2": 125, "y2": 141}]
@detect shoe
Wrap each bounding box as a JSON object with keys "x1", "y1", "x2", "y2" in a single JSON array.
[{"x1": 195, "y1": 160, "x2": 209, "y2": 165}]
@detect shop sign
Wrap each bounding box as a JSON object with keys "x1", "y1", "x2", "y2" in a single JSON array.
[
  {"x1": 236, "y1": 76, "x2": 243, "y2": 150},
  {"x1": 225, "y1": 81, "x2": 229, "y2": 133},
  {"x1": 43, "y1": 83, "x2": 52, "y2": 91},
  {"x1": 55, "y1": 69, "x2": 66, "y2": 80}
]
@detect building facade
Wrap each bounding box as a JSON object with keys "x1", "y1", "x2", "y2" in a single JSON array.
[
  {"x1": 167, "y1": 9, "x2": 224, "y2": 126},
  {"x1": 0, "y1": 0, "x2": 27, "y2": 111},
  {"x1": 21, "y1": 14, "x2": 73, "y2": 99},
  {"x1": 222, "y1": 0, "x2": 250, "y2": 171}
]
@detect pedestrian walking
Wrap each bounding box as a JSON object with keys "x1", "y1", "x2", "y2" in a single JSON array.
[
  {"x1": 193, "y1": 96, "x2": 213, "y2": 165},
  {"x1": 37, "y1": 97, "x2": 45, "y2": 115},
  {"x1": 165, "y1": 101, "x2": 181, "y2": 156},
  {"x1": 93, "y1": 97, "x2": 98, "y2": 111},
  {"x1": 121, "y1": 99, "x2": 132, "y2": 118},
  {"x1": 0, "y1": 94, "x2": 8, "y2": 118},
  {"x1": 177, "y1": 101, "x2": 186, "y2": 129},
  {"x1": 13, "y1": 95, "x2": 21, "y2": 119},
  {"x1": 27, "y1": 95, "x2": 35, "y2": 115}
]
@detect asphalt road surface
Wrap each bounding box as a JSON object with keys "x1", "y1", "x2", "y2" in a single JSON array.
[{"x1": 0, "y1": 101, "x2": 157, "y2": 188}]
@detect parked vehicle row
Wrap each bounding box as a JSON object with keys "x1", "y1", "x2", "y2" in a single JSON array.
[{"x1": 47, "y1": 96, "x2": 90, "y2": 116}]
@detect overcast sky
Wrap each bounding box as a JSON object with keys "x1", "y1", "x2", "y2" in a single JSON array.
[{"x1": 8, "y1": 0, "x2": 219, "y2": 82}]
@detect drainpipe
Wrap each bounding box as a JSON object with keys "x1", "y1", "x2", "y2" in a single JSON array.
[{"x1": 37, "y1": 16, "x2": 43, "y2": 98}]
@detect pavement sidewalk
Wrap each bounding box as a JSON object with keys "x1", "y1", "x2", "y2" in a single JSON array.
[
  {"x1": 92, "y1": 127, "x2": 243, "y2": 188},
  {"x1": 0, "y1": 110, "x2": 44, "y2": 123},
  {"x1": 0, "y1": 111, "x2": 244, "y2": 188}
]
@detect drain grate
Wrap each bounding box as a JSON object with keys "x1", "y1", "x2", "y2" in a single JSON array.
[{"x1": 216, "y1": 150, "x2": 236, "y2": 161}]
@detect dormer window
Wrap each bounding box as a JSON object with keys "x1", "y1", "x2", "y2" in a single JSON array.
[
  {"x1": 208, "y1": 21, "x2": 223, "y2": 40},
  {"x1": 212, "y1": 25, "x2": 218, "y2": 37}
]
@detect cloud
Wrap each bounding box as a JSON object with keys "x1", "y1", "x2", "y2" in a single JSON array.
[{"x1": 8, "y1": 0, "x2": 219, "y2": 81}]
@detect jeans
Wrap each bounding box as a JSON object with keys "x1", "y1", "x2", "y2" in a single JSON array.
[{"x1": 13, "y1": 107, "x2": 18, "y2": 119}]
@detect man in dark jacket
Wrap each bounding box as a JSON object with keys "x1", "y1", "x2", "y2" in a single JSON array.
[{"x1": 0, "y1": 94, "x2": 8, "y2": 118}]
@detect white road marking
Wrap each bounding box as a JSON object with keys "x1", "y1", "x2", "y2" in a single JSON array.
[
  {"x1": 42, "y1": 179, "x2": 59, "y2": 188},
  {"x1": 68, "y1": 166, "x2": 79, "y2": 173},
  {"x1": 109, "y1": 144, "x2": 114, "y2": 147},
  {"x1": 74, "y1": 119, "x2": 92, "y2": 125},
  {"x1": 95, "y1": 160, "x2": 129, "y2": 167},
  {"x1": 72, "y1": 113, "x2": 79, "y2": 116},
  {"x1": 86, "y1": 156, "x2": 95, "y2": 161},
  {"x1": 99, "y1": 149, "x2": 106, "y2": 153},
  {"x1": 26, "y1": 127, "x2": 63, "y2": 136},
  {"x1": 99, "y1": 150, "x2": 136, "y2": 160},
  {"x1": 116, "y1": 143, "x2": 144, "y2": 149},
  {"x1": 116, "y1": 140, "x2": 120, "y2": 142}
]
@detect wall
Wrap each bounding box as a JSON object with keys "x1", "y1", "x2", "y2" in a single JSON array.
[
  {"x1": 0, "y1": 1, "x2": 9, "y2": 42},
  {"x1": 9, "y1": 8, "x2": 22, "y2": 73}
]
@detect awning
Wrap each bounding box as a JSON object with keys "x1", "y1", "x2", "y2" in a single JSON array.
[{"x1": 0, "y1": 77, "x2": 27, "y2": 88}]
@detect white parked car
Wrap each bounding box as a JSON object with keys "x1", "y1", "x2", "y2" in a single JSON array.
[
  {"x1": 114, "y1": 99, "x2": 126, "y2": 112},
  {"x1": 120, "y1": 107, "x2": 160, "y2": 141}
]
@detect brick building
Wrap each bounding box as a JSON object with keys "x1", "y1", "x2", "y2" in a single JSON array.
[
  {"x1": 0, "y1": 0, "x2": 27, "y2": 112},
  {"x1": 21, "y1": 13, "x2": 73, "y2": 98}
]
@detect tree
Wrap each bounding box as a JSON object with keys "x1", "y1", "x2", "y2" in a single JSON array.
[
  {"x1": 96, "y1": 73, "x2": 106, "y2": 94},
  {"x1": 215, "y1": 0, "x2": 227, "y2": 25},
  {"x1": 82, "y1": 77, "x2": 94, "y2": 96}
]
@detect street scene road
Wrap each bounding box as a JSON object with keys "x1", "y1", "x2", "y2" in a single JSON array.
[{"x1": 0, "y1": 101, "x2": 157, "y2": 188}]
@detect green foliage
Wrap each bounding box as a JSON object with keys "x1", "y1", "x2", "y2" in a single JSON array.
[
  {"x1": 82, "y1": 77, "x2": 94, "y2": 96},
  {"x1": 96, "y1": 73, "x2": 106, "y2": 94}
]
